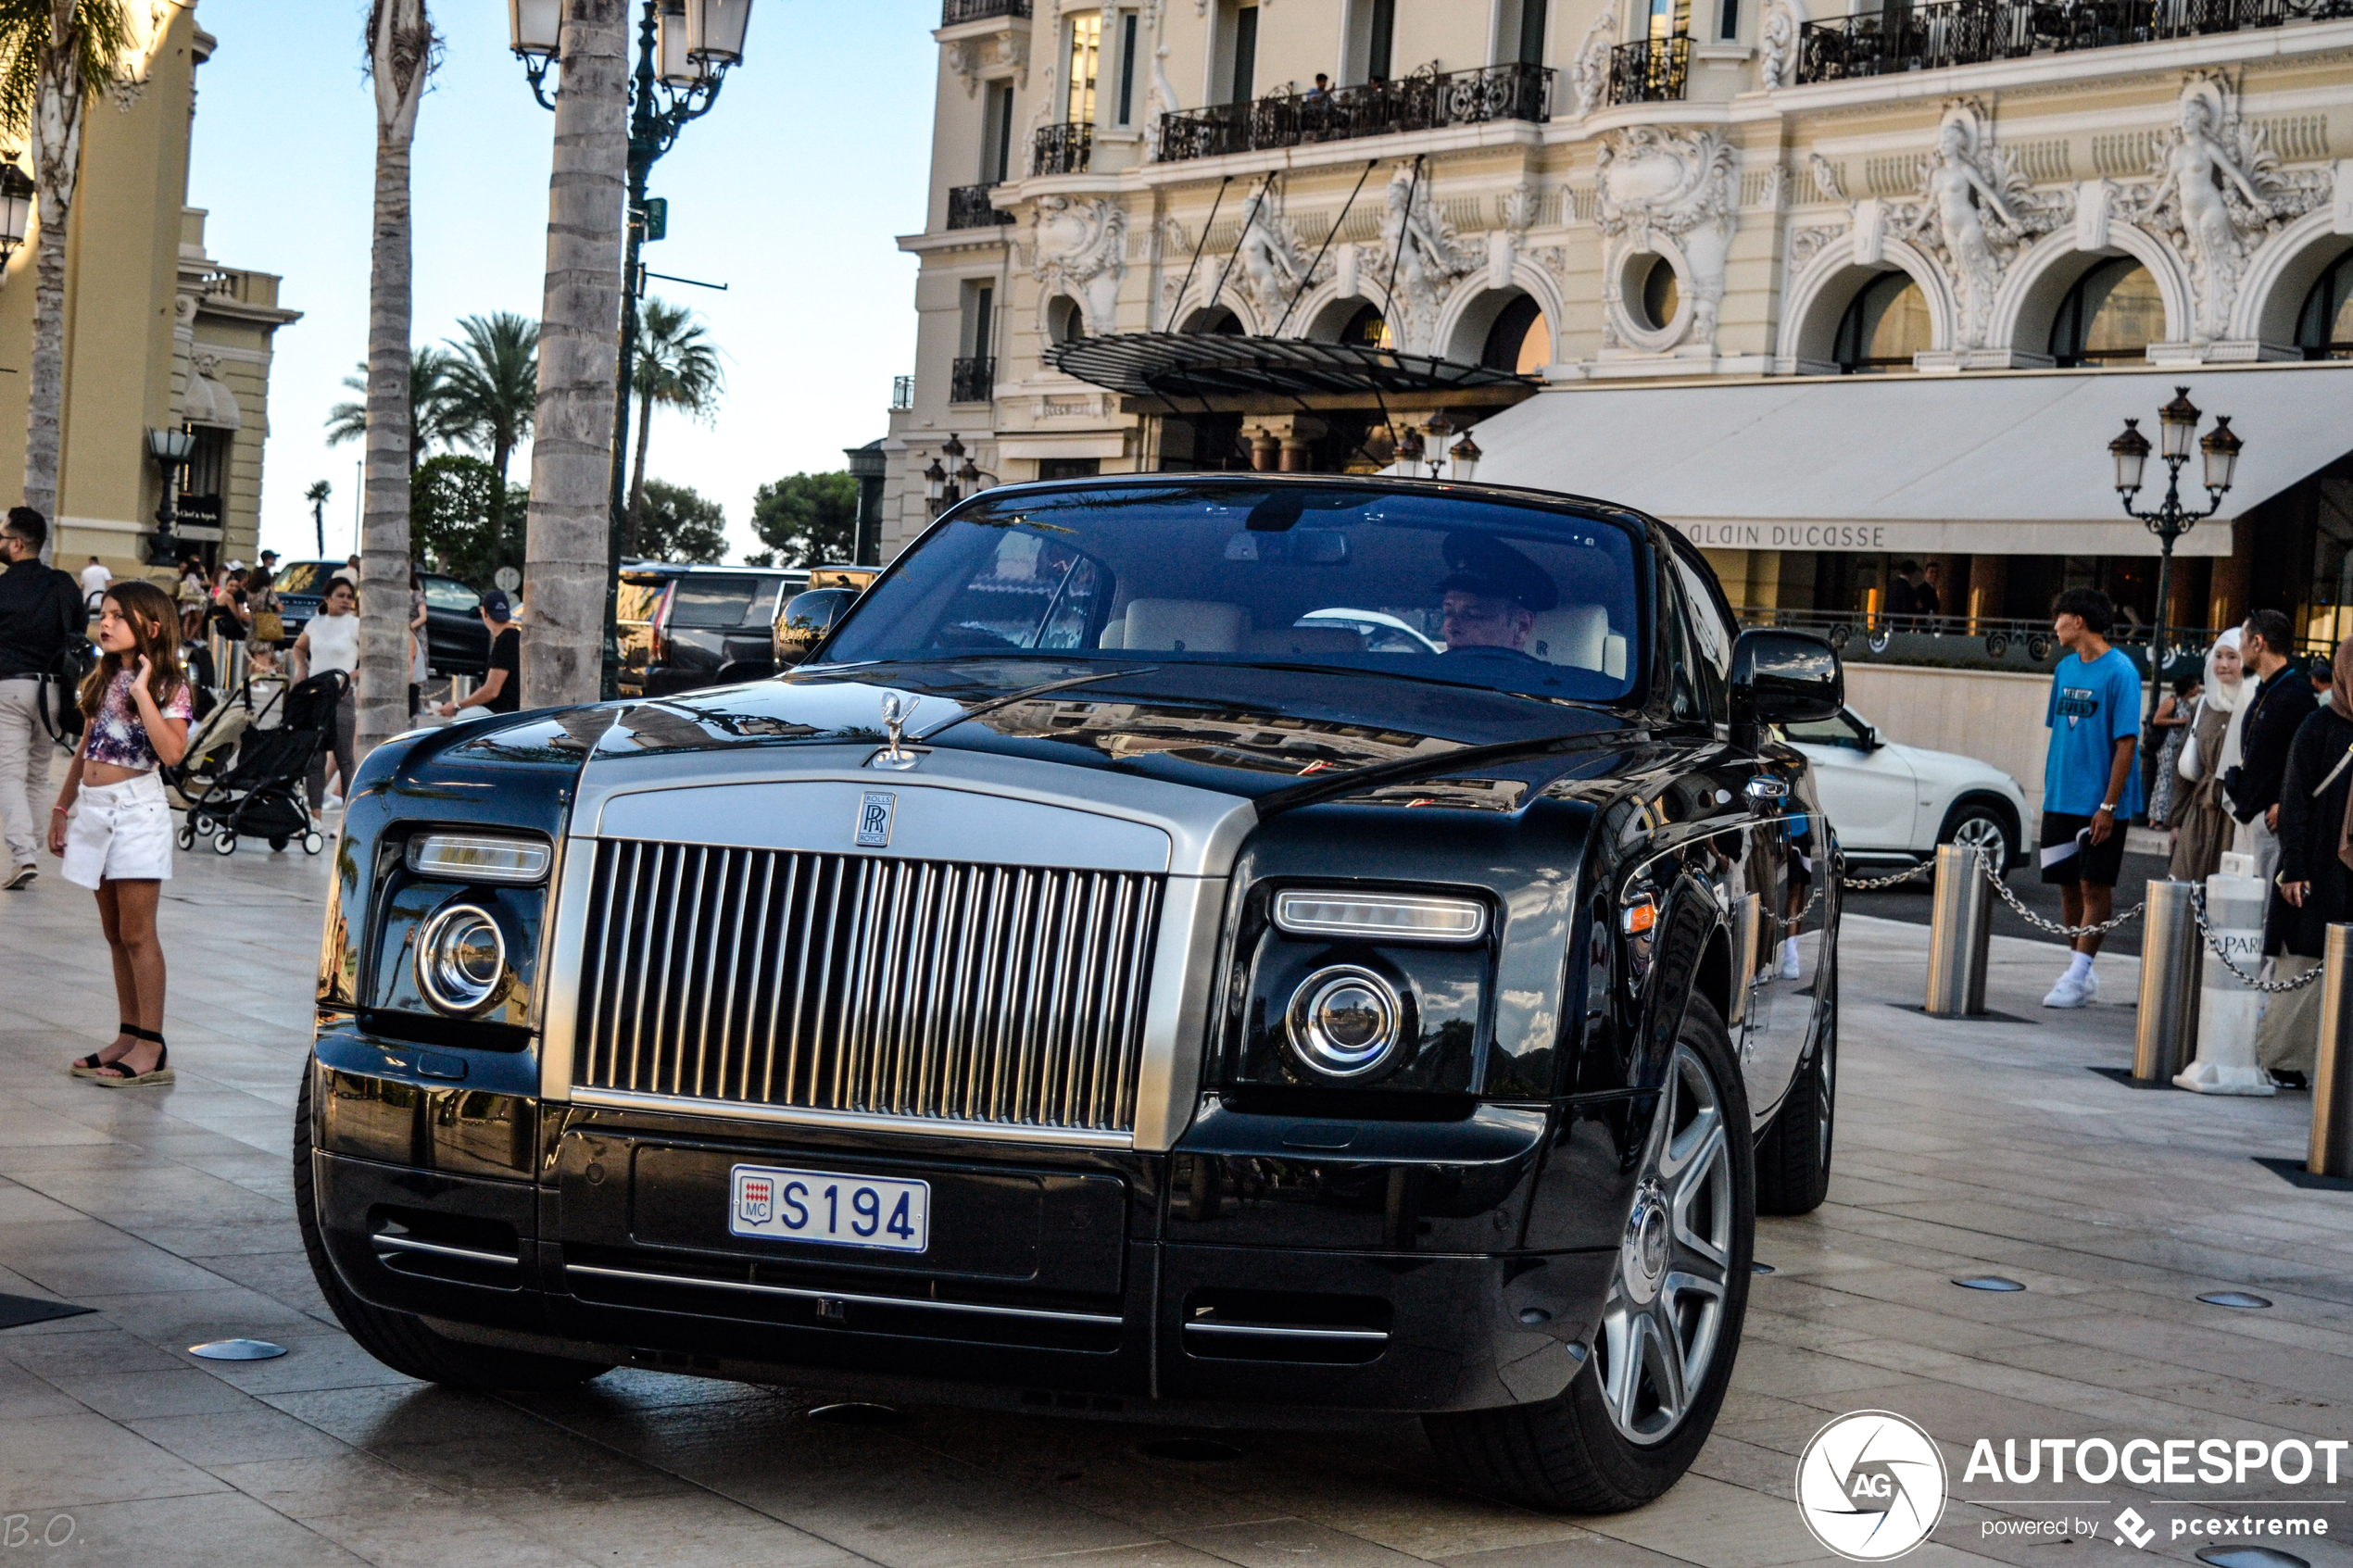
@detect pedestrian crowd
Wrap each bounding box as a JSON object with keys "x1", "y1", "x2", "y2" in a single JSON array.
[{"x1": 0, "y1": 523, "x2": 525, "y2": 1094}]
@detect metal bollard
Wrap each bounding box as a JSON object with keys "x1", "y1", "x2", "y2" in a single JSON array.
[
  {"x1": 2133, "y1": 880, "x2": 2203, "y2": 1083},
  {"x1": 1924, "y1": 843, "x2": 1992, "y2": 1017},
  {"x1": 2310, "y1": 923, "x2": 2353, "y2": 1176}
]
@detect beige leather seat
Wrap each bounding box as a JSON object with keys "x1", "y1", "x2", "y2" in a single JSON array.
[
  {"x1": 1243, "y1": 626, "x2": 1364, "y2": 657},
  {"x1": 1121, "y1": 599, "x2": 1247, "y2": 653},
  {"x1": 1527, "y1": 604, "x2": 1609, "y2": 669},
  {"x1": 1099, "y1": 619, "x2": 1126, "y2": 649}
]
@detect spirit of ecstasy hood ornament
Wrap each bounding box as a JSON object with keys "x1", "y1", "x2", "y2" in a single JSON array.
[{"x1": 875, "y1": 692, "x2": 923, "y2": 770}]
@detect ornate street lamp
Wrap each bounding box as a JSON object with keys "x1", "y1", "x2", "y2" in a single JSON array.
[
  {"x1": 1421, "y1": 413, "x2": 1453, "y2": 479},
  {"x1": 510, "y1": 0, "x2": 754, "y2": 697},
  {"x1": 145, "y1": 425, "x2": 196, "y2": 565},
  {"x1": 2109, "y1": 385, "x2": 2240, "y2": 739},
  {"x1": 1449, "y1": 431, "x2": 1482, "y2": 484},
  {"x1": 0, "y1": 165, "x2": 34, "y2": 270},
  {"x1": 922, "y1": 455, "x2": 950, "y2": 517}
]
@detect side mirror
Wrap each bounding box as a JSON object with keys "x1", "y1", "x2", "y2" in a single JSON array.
[
  {"x1": 1731, "y1": 629, "x2": 1843, "y2": 728},
  {"x1": 774, "y1": 587, "x2": 856, "y2": 667},
  {"x1": 1865, "y1": 725, "x2": 1886, "y2": 752}
]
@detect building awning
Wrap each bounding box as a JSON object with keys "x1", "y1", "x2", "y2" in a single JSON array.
[
  {"x1": 182, "y1": 370, "x2": 242, "y2": 431},
  {"x1": 1045, "y1": 333, "x2": 1536, "y2": 407},
  {"x1": 1467, "y1": 363, "x2": 2353, "y2": 558}
]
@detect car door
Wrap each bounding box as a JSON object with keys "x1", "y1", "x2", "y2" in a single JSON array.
[
  {"x1": 421, "y1": 577, "x2": 487, "y2": 676},
  {"x1": 1781, "y1": 708, "x2": 1917, "y2": 854}
]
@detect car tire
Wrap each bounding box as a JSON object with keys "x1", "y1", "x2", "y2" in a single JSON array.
[
  {"x1": 1938, "y1": 800, "x2": 2014, "y2": 873},
  {"x1": 292, "y1": 1062, "x2": 612, "y2": 1392},
  {"x1": 1424, "y1": 994, "x2": 1753, "y2": 1513},
  {"x1": 1755, "y1": 946, "x2": 1835, "y2": 1217}
]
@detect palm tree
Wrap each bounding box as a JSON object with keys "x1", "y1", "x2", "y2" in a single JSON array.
[
  {"x1": 440, "y1": 311, "x2": 537, "y2": 564},
  {"x1": 304, "y1": 479, "x2": 332, "y2": 557},
  {"x1": 0, "y1": 0, "x2": 134, "y2": 542},
  {"x1": 324, "y1": 347, "x2": 460, "y2": 469},
  {"x1": 522, "y1": 0, "x2": 630, "y2": 709},
  {"x1": 624, "y1": 297, "x2": 723, "y2": 558},
  {"x1": 356, "y1": 0, "x2": 436, "y2": 760}
]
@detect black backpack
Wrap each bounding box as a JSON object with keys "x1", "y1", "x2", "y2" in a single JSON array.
[{"x1": 36, "y1": 570, "x2": 91, "y2": 746}]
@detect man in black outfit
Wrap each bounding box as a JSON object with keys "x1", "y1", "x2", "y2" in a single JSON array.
[
  {"x1": 0, "y1": 508, "x2": 86, "y2": 889},
  {"x1": 2228, "y1": 607, "x2": 2317, "y2": 889},
  {"x1": 437, "y1": 589, "x2": 522, "y2": 720}
]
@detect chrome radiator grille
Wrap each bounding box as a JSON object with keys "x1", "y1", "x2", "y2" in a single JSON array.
[{"x1": 573, "y1": 840, "x2": 1163, "y2": 1135}]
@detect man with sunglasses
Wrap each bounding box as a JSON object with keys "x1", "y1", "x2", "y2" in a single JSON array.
[{"x1": 0, "y1": 508, "x2": 86, "y2": 889}]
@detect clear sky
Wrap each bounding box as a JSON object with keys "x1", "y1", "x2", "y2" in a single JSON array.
[{"x1": 189, "y1": 0, "x2": 937, "y2": 567}]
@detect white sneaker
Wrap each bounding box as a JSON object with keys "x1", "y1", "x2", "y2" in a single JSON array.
[
  {"x1": 2042, "y1": 968, "x2": 2096, "y2": 1009},
  {"x1": 4, "y1": 862, "x2": 33, "y2": 890},
  {"x1": 1779, "y1": 945, "x2": 1802, "y2": 980}
]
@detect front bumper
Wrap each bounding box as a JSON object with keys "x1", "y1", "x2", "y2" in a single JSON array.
[{"x1": 308, "y1": 1058, "x2": 1620, "y2": 1417}]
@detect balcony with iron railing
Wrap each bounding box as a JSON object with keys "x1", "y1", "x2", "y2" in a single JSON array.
[
  {"x1": 940, "y1": 0, "x2": 1028, "y2": 24},
  {"x1": 1608, "y1": 35, "x2": 1691, "y2": 105},
  {"x1": 947, "y1": 183, "x2": 1013, "y2": 230},
  {"x1": 1795, "y1": 0, "x2": 2353, "y2": 82},
  {"x1": 950, "y1": 356, "x2": 996, "y2": 404},
  {"x1": 891, "y1": 375, "x2": 914, "y2": 410},
  {"x1": 1156, "y1": 62, "x2": 1554, "y2": 163},
  {"x1": 1032, "y1": 120, "x2": 1093, "y2": 175}
]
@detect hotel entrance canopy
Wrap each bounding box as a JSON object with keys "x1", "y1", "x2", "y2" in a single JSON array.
[
  {"x1": 1467, "y1": 363, "x2": 2353, "y2": 558},
  {"x1": 1045, "y1": 333, "x2": 1536, "y2": 409}
]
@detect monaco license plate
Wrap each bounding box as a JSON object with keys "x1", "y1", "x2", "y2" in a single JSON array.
[{"x1": 728, "y1": 1163, "x2": 930, "y2": 1253}]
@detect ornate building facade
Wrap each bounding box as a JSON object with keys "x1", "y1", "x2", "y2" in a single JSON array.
[
  {"x1": 887, "y1": 0, "x2": 2353, "y2": 646},
  {"x1": 0, "y1": 8, "x2": 298, "y2": 579}
]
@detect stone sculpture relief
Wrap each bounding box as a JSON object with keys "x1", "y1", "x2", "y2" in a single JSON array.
[
  {"x1": 1806, "y1": 152, "x2": 1844, "y2": 203},
  {"x1": 1894, "y1": 99, "x2": 2068, "y2": 349},
  {"x1": 2124, "y1": 71, "x2": 2330, "y2": 341},
  {"x1": 1759, "y1": 0, "x2": 1800, "y2": 91},
  {"x1": 1593, "y1": 127, "x2": 1740, "y2": 350},
  {"x1": 1231, "y1": 184, "x2": 1325, "y2": 325},
  {"x1": 1032, "y1": 196, "x2": 1128, "y2": 336},
  {"x1": 1372, "y1": 166, "x2": 1483, "y2": 353},
  {"x1": 1568, "y1": 11, "x2": 1616, "y2": 119}
]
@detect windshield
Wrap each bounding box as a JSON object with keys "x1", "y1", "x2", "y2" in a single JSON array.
[
  {"x1": 821, "y1": 484, "x2": 1644, "y2": 702},
  {"x1": 273, "y1": 562, "x2": 335, "y2": 596}
]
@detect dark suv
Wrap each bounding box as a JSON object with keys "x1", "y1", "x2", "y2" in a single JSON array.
[{"x1": 637, "y1": 565, "x2": 805, "y2": 697}]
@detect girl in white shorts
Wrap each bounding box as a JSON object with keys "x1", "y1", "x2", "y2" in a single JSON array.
[{"x1": 49, "y1": 580, "x2": 191, "y2": 1087}]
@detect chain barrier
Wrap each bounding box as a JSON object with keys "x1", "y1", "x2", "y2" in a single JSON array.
[
  {"x1": 1973, "y1": 853, "x2": 2148, "y2": 938},
  {"x1": 1841, "y1": 861, "x2": 1933, "y2": 892},
  {"x1": 2190, "y1": 884, "x2": 2324, "y2": 995}
]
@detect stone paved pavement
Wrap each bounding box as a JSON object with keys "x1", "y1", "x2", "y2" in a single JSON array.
[{"x1": 3, "y1": 838, "x2": 2351, "y2": 1567}]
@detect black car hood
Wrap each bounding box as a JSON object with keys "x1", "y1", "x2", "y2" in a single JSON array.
[{"x1": 578, "y1": 658, "x2": 1644, "y2": 803}]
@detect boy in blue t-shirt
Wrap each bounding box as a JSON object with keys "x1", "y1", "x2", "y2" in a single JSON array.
[{"x1": 2038, "y1": 587, "x2": 2143, "y2": 1009}]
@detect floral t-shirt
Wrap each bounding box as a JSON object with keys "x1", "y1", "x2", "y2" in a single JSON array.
[{"x1": 85, "y1": 668, "x2": 192, "y2": 771}]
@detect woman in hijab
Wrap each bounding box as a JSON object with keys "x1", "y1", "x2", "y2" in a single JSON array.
[
  {"x1": 2167, "y1": 629, "x2": 2244, "y2": 883},
  {"x1": 2258, "y1": 636, "x2": 2353, "y2": 1087}
]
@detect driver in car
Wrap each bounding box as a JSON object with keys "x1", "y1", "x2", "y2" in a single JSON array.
[{"x1": 1438, "y1": 534, "x2": 1557, "y2": 657}]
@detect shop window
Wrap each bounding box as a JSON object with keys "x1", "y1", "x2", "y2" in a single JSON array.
[
  {"x1": 1482, "y1": 294, "x2": 1552, "y2": 373},
  {"x1": 1833, "y1": 271, "x2": 1931, "y2": 373},
  {"x1": 2297, "y1": 251, "x2": 2353, "y2": 361},
  {"x1": 2048, "y1": 257, "x2": 2162, "y2": 367},
  {"x1": 1340, "y1": 303, "x2": 1391, "y2": 349}
]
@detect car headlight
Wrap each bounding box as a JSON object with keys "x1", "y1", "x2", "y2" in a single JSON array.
[
  {"x1": 1274, "y1": 889, "x2": 1487, "y2": 944},
  {"x1": 1286, "y1": 965, "x2": 1405, "y2": 1078},
  {"x1": 416, "y1": 904, "x2": 508, "y2": 1015},
  {"x1": 406, "y1": 833, "x2": 550, "y2": 884}
]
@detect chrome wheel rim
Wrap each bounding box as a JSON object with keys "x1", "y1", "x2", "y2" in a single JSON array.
[
  {"x1": 1950, "y1": 816, "x2": 2007, "y2": 867},
  {"x1": 1595, "y1": 1042, "x2": 1734, "y2": 1447},
  {"x1": 1816, "y1": 1032, "x2": 1835, "y2": 1169}
]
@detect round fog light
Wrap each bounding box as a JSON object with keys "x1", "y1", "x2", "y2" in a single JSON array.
[
  {"x1": 1287, "y1": 966, "x2": 1404, "y2": 1078},
  {"x1": 417, "y1": 904, "x2": 507, "y2": 1015}
]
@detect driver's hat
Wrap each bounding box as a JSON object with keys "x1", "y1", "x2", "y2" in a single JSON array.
[{"x1": 1440, "y1": 531, "x2": 1557, "y2": 612}]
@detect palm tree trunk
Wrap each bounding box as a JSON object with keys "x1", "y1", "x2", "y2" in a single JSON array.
[
  {"x1": 523, "y1": 0, "x2": 630, "y2": 709},
  {"x1": 624, "y1": 384, "x2": 654, "y2": 560},
  {"x1": 23, "y1": 5, "x2": 88, "y2": 553},
  {"x1": 357, "y1": 0, "x2": 434, "y2": 760},
  {"x1": 488, "y1": 433, "x2": 512, "y2": 568}
]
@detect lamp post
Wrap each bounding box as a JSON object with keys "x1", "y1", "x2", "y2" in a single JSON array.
[
  {"x1": 925, "y1": 434, "x2": 973, "y2": 518},
  {"x1": 0, "y1": 164, "x2": 33, "y2": 269},
  {"x1": 2108, "y1": 384, "x2": 2241, "y2": 739},
  {"x1": 1449, "y1": 431, "x2": 1482, "y2": 483},
  {"x1": 145, "y1": 426, "x2": 195, "y2": 566},
  {"x1": 510, "y1": 0, "x2": 752, "y2": 698}
]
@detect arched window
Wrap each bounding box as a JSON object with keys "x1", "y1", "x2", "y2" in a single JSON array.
[
  {"x1": 1183, "y1": 306, "x2": 1243, "y2": 334},
  {"x1": 1832, "y1": 271, "x2": 1931, "y2": 373},
  {"x1": 2049, "y1": 258, "x2": 2162, "y2": 367},
  {"x1": 2298, "y1": 251, "x2": 2353, "y2": 361},
  {"x1": 1481, "y1": 294, "x2": 1552, "y2": 372},
  {"x1": 1047, "y1": 295, "x2": 1086, "y2": 345},
  {"x1": 1340, "y1": 303, "x2": 1391, "y2": 349}
]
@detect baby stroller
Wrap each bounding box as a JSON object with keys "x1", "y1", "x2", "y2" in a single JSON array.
[
  {"x1": 170, "y1": 672, "x2": 287, "y2": 809},
  {"x1": 174, "y1": 671, "x2": 346, "y2": 857}
]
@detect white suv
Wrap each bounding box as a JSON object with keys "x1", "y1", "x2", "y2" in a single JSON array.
[{"x1": 1780, "y1": 705, "x2": 2029, "y2": 873}]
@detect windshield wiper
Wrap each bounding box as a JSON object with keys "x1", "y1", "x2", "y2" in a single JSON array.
[{"x1": 912, "y1": 665, "x2": 1162, "y2": 743}]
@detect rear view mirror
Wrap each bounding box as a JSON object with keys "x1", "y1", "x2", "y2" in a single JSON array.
[
  {"x1": 774, "y1": 588, "x2": 856, "y2": 667},
  {"x1": 1731, "y1": 629, "x2": 1842, "y2": 728}
]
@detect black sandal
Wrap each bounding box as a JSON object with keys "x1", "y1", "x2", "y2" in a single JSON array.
[
  {"x1": 69, "y1": 1023, "x2": 142, "y2": 1078},
  {"x1": 92, "y1": 1031, "x2": 172, "y2": 1088}
]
